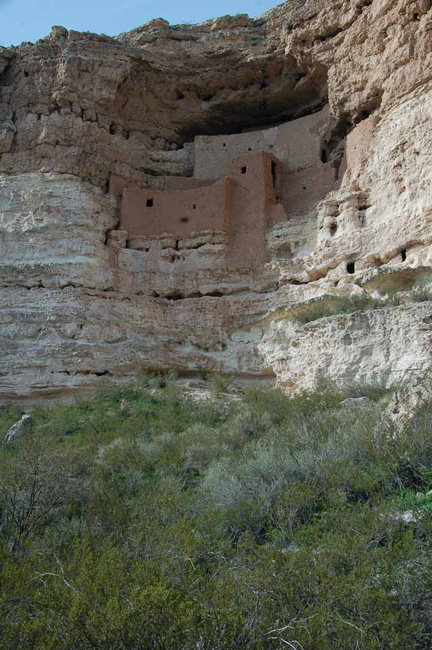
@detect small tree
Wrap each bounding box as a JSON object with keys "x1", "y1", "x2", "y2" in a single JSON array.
[{"x1": 0, "y1": 435, "x2": 85, "y2": 550}]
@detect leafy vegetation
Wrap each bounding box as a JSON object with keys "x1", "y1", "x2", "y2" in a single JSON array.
[
  {"x1": 1, "y1": 379, "x2": 432, "y2": 649},
  {"x1": 289, "y1": 286, "x2": 432, "y2": 325},
  {"x1": 290, "y1": 294, "x2": 383, "y2": 324},
  {"x1": 410, "y1": 288, "x2": 432, "y2": 303}
]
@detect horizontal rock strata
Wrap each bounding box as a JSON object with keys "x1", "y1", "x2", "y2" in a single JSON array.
[{"x1": 1, "y1": 0, "x2": 432, "y2": 400}]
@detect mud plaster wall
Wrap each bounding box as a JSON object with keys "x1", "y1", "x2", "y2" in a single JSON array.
[
  {"x1": 194, "y1": 105, "x2": 330, "y2": 180},
  {"x1": 164, "y1": 177, "x2": 212, "y2": 190},
  {"x1": 226, "y1": 151, "x2": 281, "y2": 267},
  {"x1": 279, "y1": 162, "x2": 338, "y2": 219},
  {"x1": 119, "y1": 178, "x2": 232, "y2": 238},
  {"x1": 112, "y1": 106, "x2": 337, "y2": 239},
  {"x1": 117, "y1": 151, "x2": 281, "y2": 269}
]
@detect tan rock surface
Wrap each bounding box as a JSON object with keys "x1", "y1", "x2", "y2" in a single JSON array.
[
  {"x1": 260, "y1": 303, "x2": 432, "y2": 390},
  {"x1": 1, "y1": 0, "x2": 432, "y2": 400}
]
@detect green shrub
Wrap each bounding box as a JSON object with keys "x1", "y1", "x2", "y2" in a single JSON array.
[
  {"x1": 209, "y1": 371, "x2": 235, "y2": 396},
  {"x1": 1, "y1": 381, "x2": 432, "y2": 648},
  {"x1": 410, "y1": 288, "x2": 432, "y2": 302},
  {"x1": 292, "y1": 294, "x2": 384, "y2": 324}
]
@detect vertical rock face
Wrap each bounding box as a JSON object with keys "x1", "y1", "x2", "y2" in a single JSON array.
[{"x1": 0, "y1": 0, "x2": 432, "y2": 401}]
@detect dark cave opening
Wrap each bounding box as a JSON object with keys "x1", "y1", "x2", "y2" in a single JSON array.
[{"x1": 178, "y1": 61, "x2": 329, "y2": 142}]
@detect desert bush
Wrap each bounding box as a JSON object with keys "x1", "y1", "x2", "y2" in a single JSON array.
[
  {"x1": 1, "y1": 380, "x2": 432, "y2": 648},
  {"x1": 209, "y1": 371, "x2": 235, "y2": 396},
  {"x1": 410, "y1": 288, "x2": 432, "y2": 303},
  {"x1": 0, "y1": 433, "x2": 87, "y2": 549},
  {"x1": 292, "y1": 294, "x2": 384, "y2": 324}
]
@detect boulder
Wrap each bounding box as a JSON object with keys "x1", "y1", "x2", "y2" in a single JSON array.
[
  {"x1": 386, "y1": 376, "x2": 432, "y2": 429},
  {"x1": 340, "y1": 397, "x2": 373, "y2": 408},
  {"x1": 4, "y1": 414, "x2": 33, "y2": 445}
]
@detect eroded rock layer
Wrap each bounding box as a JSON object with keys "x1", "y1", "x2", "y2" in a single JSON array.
[{"x1": 1, "y1": 0, "x2": 431, "y2": 400}]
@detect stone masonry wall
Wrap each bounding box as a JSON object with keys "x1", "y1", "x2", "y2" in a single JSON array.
[
  {"x1": 194, "y1": 106, "x2": 330, "y2": 180},
  {"x1": 119, "y1": 178, "x2": 232, "y2": 239}
]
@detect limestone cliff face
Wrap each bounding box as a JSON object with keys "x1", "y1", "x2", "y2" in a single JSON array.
[{"x1": 0, "y1": 0, "x2": 431, "y2": 400}]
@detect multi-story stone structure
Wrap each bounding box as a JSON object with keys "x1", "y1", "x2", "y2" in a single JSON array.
[
  {"x1": 109, "y1": 106, "x2": 338, "y2": 266},
  {"x1": 2, "y1": 0, "x2": 432, "y2": 402}
]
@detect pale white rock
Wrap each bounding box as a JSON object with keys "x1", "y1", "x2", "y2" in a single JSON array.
[
  {"x1": 0, "y1": 120, "x2": 16, "y2": 153},
  {"x1": 386, "y1": 375, "x2": 432, "y2": 429},
  {"x1": 259, "y1": 303, "x2": 432, "y2": 391},
  {"x1": 4, "y1": 414, "x2": 33, "y2": 444},
  {"x1": 1, "y1": 1, "x2": 432, "y2": 401},
  {"x1": 340, "y1": 397, "x2": 374, "y2": 407}
]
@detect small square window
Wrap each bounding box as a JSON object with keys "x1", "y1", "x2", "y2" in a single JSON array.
[
  {"x1": 146, "y1": 198, "x2": 154, "y2": 207},
  {"x1": 240, "y1": 166, "x2": 247, "y2": 174},
  {"x1": 347, "y1": 262, "x2": 355, "y2": 274}
]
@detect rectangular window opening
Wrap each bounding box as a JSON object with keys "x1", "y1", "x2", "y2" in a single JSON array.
[
  {"x1": 271, "y1": 160, "x2": 277, "y2": 188},
  {"x1": 146, "y1": 198, "x2": 154, "y2": 207}
]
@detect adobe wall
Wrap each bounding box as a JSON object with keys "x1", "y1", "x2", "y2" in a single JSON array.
[
  {"x1": 109, "y1": 174, "x2": 211, "y2": 196},
  {"x1": 164, "y1": 177, "x2": 212, "y2": 190},
  {"x1": 119, "y1": 178, "x2": 232, "y2": 238},
  {"x1": 279, "y1": 162, "x2": 338, "y2": 220},
  {"x1": 227, "y1": 151, "x2": 281, "y2": 267},
  {"x1": 111, "y1": 152, "x2": 281, "y2": 266},
  {"x1": 194, "y1": 105, "x2": 329, "y2": 180}
]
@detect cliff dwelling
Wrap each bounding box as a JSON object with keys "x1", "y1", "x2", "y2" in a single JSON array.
[
  {"x1": 3, "y1": 0, "x2": 431, "y2": 403},
  {"x1": 109, "y1": 106, "x2": 338, "y2": 267}
]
